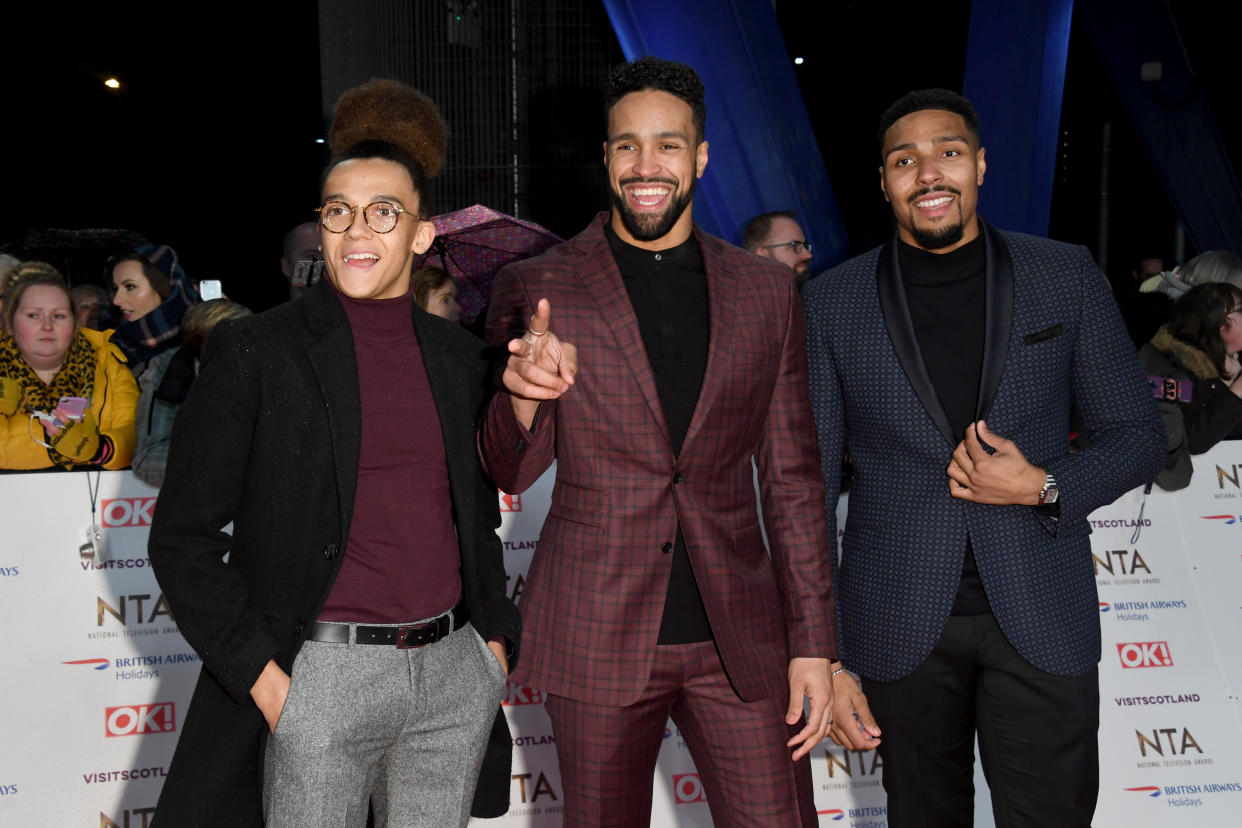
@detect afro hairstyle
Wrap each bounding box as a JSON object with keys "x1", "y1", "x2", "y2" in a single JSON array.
[{"x1": 326, "y1": 78, "x2": 449, "y2": 208}]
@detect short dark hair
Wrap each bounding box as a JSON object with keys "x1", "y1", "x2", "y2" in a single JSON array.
[
  {"x1": 1167, "y1": 282, "x2": 1242, "y2": 376},
  {"x1": 742, "y1": 211, "x2": 797, "y2": 251},
  {"x1": 878, "y1": 89, "x2": 980, "y2": 151},
  {"x1": 605, "y1": 57, "x2": 706, "y2": 142}
]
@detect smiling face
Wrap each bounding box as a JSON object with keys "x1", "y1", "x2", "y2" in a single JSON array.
[
  {"x1": 111, "y1": 260, "x2": 164, "y2": 321},
  {"x1": 320, "y1": 157, "x2": 435, "y2": 300},
  {"x1": 879, "y1": 108, "x2": 986, "y2": 253},
  {"x1": 12, "y1": 284, "x2": 76, "y2": 373},
  {"x1": 604, "y1": 89, "x2": 708, "y2": 250}
]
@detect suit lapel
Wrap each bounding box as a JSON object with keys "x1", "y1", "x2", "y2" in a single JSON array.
[
  {"x1": 681, "y1": 230, "x2": 738, "y2": 452},
  {"x1": 410, "y1": 306, "x2": 469, "y2": 498},
  {"x1": 302, "y1": 281, "x2": 361, "y2": 544},
  {"x1": 576, "y1": 226, "x2": 672, "y2": 447},
  {"x1": 976, "y1": 222, "x2": 1014, "y2": 420},
  {"x1": 877, "y1": 237, "x2": 957, "y2": 445}
]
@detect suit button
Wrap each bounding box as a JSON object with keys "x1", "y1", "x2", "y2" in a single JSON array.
[
  {"x1": 514, "y1": 438, "x2": 526, "y2": 453},
  {"x1": 672, "y1": 472, "x2": 684, "y2": 484},
  {"x1": 661, "y1": 542, "x2": 673, "y2": 554},
  {"x1": 323, "y1": 543, "x2": 339, "y2": 560},
  {"x1": 294, "y1": 620, "x2": 304, "y2": 636}
]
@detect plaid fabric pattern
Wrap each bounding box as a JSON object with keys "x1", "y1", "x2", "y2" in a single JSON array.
[
  {"x1": 545, "y1": 641, "x2": 814, "y2": 827},
  {"x1": 481, "y1": 214, "x2": 838, "y2": 708},
  {"x1": 111, "y1": 244, "x2": 200, "y2": 368}
]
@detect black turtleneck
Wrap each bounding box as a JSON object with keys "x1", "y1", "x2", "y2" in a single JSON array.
[
  {"x1": 604, "y1": 220, "x2": 714, "y2": 644},
  {"x1": 898, "y1": 234, "x2": 991, "y2": 615}
]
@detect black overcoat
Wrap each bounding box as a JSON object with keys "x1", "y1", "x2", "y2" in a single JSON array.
[{"x1": 148, "y1": 278, "x2": 520, "y2": 825}]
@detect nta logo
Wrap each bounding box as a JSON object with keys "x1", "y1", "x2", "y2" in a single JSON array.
[
  {"x1": 1137, "y1": 727, "x2": 1202, "y2": 757},
  {"x1": 1093, "y1": 548, "x2": 1151, "y2": 576},
  {"x1": 673, "y1": 773, "x2": 706, "y2": 804},
  {"x1": 100, "y1": 497, "x2": 157, "y2": 528},
  {"x1": 1117, "y1": 641, "x2": 1173, "y2": 669},
  {"x1": 1217, "y1": 464, "x2": 1242, "y2": 489},
  {"x1": 104, "y1": 702, "x2": 176, "y2": 737},
  {"x1": 100, "y1": 807, "x2": 156, "y2": 828},
  {"x1": 499, "y1": 491, "x2": 521, "y2": 512}
]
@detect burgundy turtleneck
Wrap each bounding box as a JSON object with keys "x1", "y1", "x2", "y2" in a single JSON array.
[{"x1": 317, "y1": 283, "x2": 463, "y2": 623}]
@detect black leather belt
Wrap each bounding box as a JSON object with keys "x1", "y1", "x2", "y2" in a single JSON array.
[{"x1": 307, "y1": 603, "x2": 469, "y2": 649}]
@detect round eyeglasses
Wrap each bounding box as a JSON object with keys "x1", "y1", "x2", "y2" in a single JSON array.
[{"x1": 316, "y1": 201, "x2": 413, "y2": 234}]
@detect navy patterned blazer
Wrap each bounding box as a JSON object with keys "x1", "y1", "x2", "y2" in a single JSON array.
[{"x1": 803, "y1": 222, "x2": 1164, "y2": 682}]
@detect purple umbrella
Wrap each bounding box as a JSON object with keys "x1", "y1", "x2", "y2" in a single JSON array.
[{"x1": 414, "y1": 204, "x2": 562, "y2": 325}]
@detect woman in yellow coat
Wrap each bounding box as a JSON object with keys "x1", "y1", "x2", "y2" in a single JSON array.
[{"x1": 0, "y1": 266, "x2": 138, "y2": 470}]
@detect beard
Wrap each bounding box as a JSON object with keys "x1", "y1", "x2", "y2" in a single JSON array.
[
  {"x1": 906, "y1": 185, "x2": 964, "y2": 250},
  {"x1": 610, "y1": 175, "x2": 696, "y2": 242}
]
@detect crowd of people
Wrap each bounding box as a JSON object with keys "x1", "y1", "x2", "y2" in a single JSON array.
[{"x1": 0, "y1": 230, "x2": 469, "y2": 477}]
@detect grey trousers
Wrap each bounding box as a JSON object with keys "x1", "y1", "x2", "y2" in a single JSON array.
[{"x1": 263, "y1": 621, "x2": 508, "y2": 828}]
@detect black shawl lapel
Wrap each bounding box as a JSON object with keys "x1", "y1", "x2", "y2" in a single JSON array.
[
  {"x1": 876, "y1": 236, "x2": 957, "y2": 446},
  {"x1": 976, "y1": 221, "x2": 1014, "y2": 421},
  {"x1": 302, "y1": 280, "x2": 361, "y2": 545}
]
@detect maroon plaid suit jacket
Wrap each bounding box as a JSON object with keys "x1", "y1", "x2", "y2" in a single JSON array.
[{"x1": 481, "y1": 213, "x2": 837, "y2": 707}]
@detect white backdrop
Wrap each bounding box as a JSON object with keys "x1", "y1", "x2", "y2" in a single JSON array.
[{"x1": 2, "y1": 444, "x2": 1240, "y2": 827}]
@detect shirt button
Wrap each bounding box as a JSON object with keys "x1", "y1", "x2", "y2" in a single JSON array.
[
  {"x1": 661, "y1": 542, "x2": 673, "y2": 554},
  {"x1": 513, "y1": 438, "x2": 526, "y2": 453},
  {"x1": 323, "y1": 543, "x2": 339, "y2": 560},
  {"x1": 672, "y1": 472, "x2": 684, "y2": 484}
]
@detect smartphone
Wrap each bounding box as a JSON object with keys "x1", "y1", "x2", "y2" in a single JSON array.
[
  {"x1": 55, "y1": 396, "x2": 89, "y2": 422},
  {"x1": 199, "y1": 280, "x2": 223, "y2": 301}
]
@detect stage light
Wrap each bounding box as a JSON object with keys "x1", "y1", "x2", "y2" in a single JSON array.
[{"x1": 104, "y1": 78, "x2": 120, "y2": 89}]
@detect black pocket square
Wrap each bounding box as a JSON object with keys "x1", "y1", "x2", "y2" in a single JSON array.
[{"x1": 1024, "y1": 323, "x2": 1064, "y2": 344}]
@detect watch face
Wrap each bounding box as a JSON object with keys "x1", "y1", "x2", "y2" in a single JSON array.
[{"x1": 1043, "y1": 485, "x2": 1059, "y2": 505}]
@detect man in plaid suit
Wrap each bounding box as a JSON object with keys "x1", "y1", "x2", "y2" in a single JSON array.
[{"x1": 479, "y1": 57, "x2": 838, "y2": 827}]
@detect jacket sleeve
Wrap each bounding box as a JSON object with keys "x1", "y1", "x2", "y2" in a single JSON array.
[
  {"x1": 97, "y1": 343, "x2": 139, "y2": 470},
  {"x1": 802, "y1": 278, "x2": 846, "y2": 628},
  {"x1": 478, "y1": 266, "x2": 557, "y2": 494},
  {"x1": 1043, "y1": 248, "x2": 1166, "y2": 525},
  {"x1": 756, "y1": 281, "x2": 838, "y2": 661},
  {"x1": 1137, "y1": 345, "x2": 1192, "y2": 491},
  {"x1": 1182, "y1": 380, "x2": 1242, "y2": 454},
  {"x1": 147, "y1": 322, "x2": 282, "y2": 704}
]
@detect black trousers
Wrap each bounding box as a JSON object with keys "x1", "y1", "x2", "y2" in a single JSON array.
[{"x1": 863, "y1": 613, "x2": 1098, "y2": 828}]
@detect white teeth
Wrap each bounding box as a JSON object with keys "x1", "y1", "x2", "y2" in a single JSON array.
[
  {"x1": 344, "y1": 253, "x2": 379, "y2": 261},
  {"x1": 916, "y1": 196, "x2": 952, "y2": 208},
  {"x1": 631, "y1": 187, "x2": 669, "y2": 196}
]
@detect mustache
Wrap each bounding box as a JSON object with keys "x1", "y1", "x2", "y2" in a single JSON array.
[
  {"x1": 908, "y1": 185, "x2": 961, "y2": 204},
  {"x1": 619, "y1": 176, "x2": 678, "y2": 188}
]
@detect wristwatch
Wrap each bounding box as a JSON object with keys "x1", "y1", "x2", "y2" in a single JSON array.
[{"x1": 1037, "y1": 472, "x2": 1059, "y2": 505}]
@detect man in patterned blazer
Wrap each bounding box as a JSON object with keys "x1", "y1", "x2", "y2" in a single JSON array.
[
  {"x1": 803, "y1": 88, "x2": 1164, "y2": 827},
  {"x1": 479, "y1": 57, "x2": 837, "y2": 827}
]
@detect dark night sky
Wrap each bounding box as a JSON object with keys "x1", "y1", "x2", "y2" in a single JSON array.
[{"x1": 7, "y1": 2, "x2": 1241, "y2": 311}]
